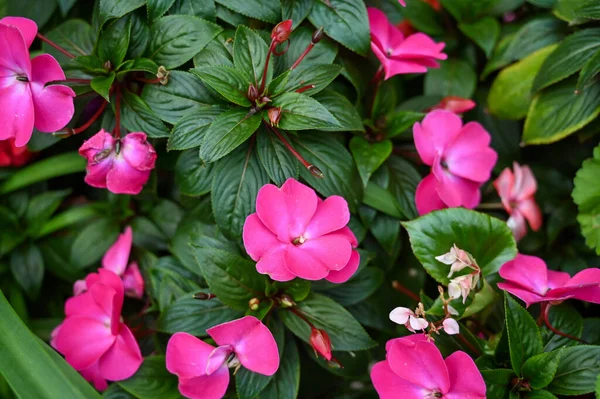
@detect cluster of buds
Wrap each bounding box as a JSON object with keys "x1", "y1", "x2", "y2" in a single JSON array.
[
  {"x1": 436, "y1": 244, "x2": 481, "y2": 304},
  {"x1": 389, "y1": 301, "x2": 459, "y2": 339}
]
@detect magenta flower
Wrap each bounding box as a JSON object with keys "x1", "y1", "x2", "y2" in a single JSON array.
[
  {"x1": 166, "y1": 316, "x2": 279, "y2": 399},
  {"x1": 52, "y1": 269, "x2": 143, "y2": 390},
  {"x1": 494, "y1": 162, "x2": 542, "y2": 241},
  {"x1": 0, "y1": 17, "x2": 75, "y2": 147},
  {"x1": 243, "y1": 178, "x2": 359, "y2": 283},
  {"x1": 371, "y1": 335, "x2": 486, "y2": 399},
  {"x1": 368, "y1": 8, "x2": 446, "y2": 80},
  {"x1": 414, "y1": 110, "x2": 498, "y2": 215},
  {"x1": 399, "y1": 0, "x2": 406, "y2": 5},
  {"x1": 73, "y1": 226, "x2": 144, "y2": 299},
  {"x1": 498, "y1": 254, "x2": 600, "y2": 307},
  {"x1": 79, "y1": 130, "x2": 157, "y2": 195}
]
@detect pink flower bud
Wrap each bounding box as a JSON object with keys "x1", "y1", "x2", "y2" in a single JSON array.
[
  {"x1": 271, "y1": 20, "x2": 293, "y2": 43},
  {"x1": 268, "y1": 107, "x2": 282, "y2": 126},
  {"x1": 247, "y1": 84, "x2": 260, "y2": 102},
  {"x1": 310, "y1": 327, "x2": 332, "y2": 361}
]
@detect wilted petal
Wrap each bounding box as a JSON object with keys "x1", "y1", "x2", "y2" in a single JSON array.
[{"x1": 122, "y1": 262, "x2": 145, "y2": 299}]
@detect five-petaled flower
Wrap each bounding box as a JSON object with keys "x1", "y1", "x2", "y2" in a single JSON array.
[
  {"x1": 435, "y1": 244, "x2": 479, "y2": 278},
  {"x1": 494, "y1": 162, "x2": 542, "y2": 241},
  {"x1": 368, "y1": 8, "x2": 446, "y2": 80},
  {"x1": 414, "y1": 110, "x2": 498, "y2": 215},
  {"x1": 79, "y1": 129, "x2": 157, "y2": 195},
  {"x1": 389, "y1": 306, "x2": 428, "y2": 332},
  {"x1": 166, "y1": 316, "x2": 279, "y2": 399},
  {"x1": 498, "y1": 254, "x2": 600, "y2": 307},
  {"x1": 371, "y1": 335, "x2": 486, "y2": 399},
  {"x1": 52, "y1": 269, "x2": 143, "y2": 391},
  {"x1": 0, "y1": 17, "x2": 75, "y2": 147},
  {"x1": 243, "y1": 178, "x2": 359, "y2": 283}
]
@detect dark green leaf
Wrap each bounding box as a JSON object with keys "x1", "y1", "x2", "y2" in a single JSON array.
[
  {"x1": 233, "y1": 26, "x2": 271, "y2": 87},
  {"x1": 7, "y1": 0, "x2": 56, "y2": 28},
  {"x1": 525, "y1": 391, "x2": 558, "y2": 399},
  {"x1": 91, "y1": 72, "x2": 116, "y2": 102},
  {"x1": 117, "y1": 58, "x2": 158, "y2": 77},
  {"x1": 98, "y1": 17, "x2": 131, "y2": 66},
  {"x1": 25, "y1": 190, "x2": 70, "y2": 233},
  {"x1": 385, "y1": 111, "x2": 425, "y2": 139},
  {"x1": 459, "y1": 17, "x2": 500, "y2": 58},
  {"x1": 548, "y1": 346, "x2": 600, "y2": 395},
  {"x1": 481, "y1": 369, "x2": 515, "y2": 399},
  {"x1": 577, "y1": 49, "x2": 600, "y2": 91},
  {"x1": 362, "y1": 182, "x2": 403, "y2": 219},
  {"x1": 193, "y1": 31, "x2": 234, "y2": 67},
  {"x1": 168, "y1": 106, "x2": 226, "y2": 150},
  {"x1": 259, "y1": 333, "x2": 300, "y2": 399},
  {"x1": 350, "y1": 137, "x2": 392, "y2": 187},
  {"x1": 271, "y1": 65, "x2": 342, "y2": 98},
  {"x1": 147, "y1": 0, "x2": 176, "y2": 22},
  {"x1": 522, "y1": 349, "x2": 563, "y2": 390},
  {"x1": 573, "y1": 143, "x2": 600, "y2": 254},
  {"x1": 236, "y1": 365, "x2": 272, "y2": 399},
  {"x1": 256, "y1": 127, "x2": 299, "y2": 185},
  {"x1": 37, "y1": 205, "x2": 98, "y2": 239},
  {"x1": 401, "y1": 0, "x2": 444, "y2": 36},
  {"x1": 282, "y1": 0, "x2": 313, "y2": 28},
  {"x1": 121, "y1": 90, "x2": 170, "y2": 138},
  {"x1": 70, "y1": 218, "x2": 120, "y2": 268},
  {"x1": 99, "y1": 0, "x2": 146, "y2": 25},
  {"x1": 505, "y1": 294, "x2": 543, "y2": 374},
  {"x1": 126, "y1": 12, "x2": 150, "y2": 59},
  {"x1": 542, "y1": 303, "x2": 583, "y2": 351},
  {"x1": 272, "y1": 92, "x2": 340, "y2": 130},
  {"x1": 148, "y1": 15, "x2": 222, "y2": 68},
  {"x1": 42, "y1": 20, "x2": 95, "y2": 63},
  {"x1": 312, "y1": 90, "x2": 364, "y2": 131},
  {"x1": 175, "y1": 149, "x2": 214, "y2": 196},
  {"x1": 387, "y1": 155, "x2": 421, "y2": 219},
  {"x1": 574, "y1": 2, "x2": 600, "y2": 20},
  {"x1": 276, "y1": 27, "x2": 338, "y2": 74},
  {"x1": 192, "y1": 65, "x2": 252, "y2": 106},
  {"x1": 313, "y1": 267, "x2": 383, "y2": 306},
  {"x1": 10, "y1": 245, "x2": 44, "y2": 299},
  {"x1": 214, "y1": 0, "x2": 280, "y2": 22},
  {"x1": 103, "y1": 385, "x2": 135, "y2": 399},
  {"x1": 171, "y1": 0, "x2": 217, "y2": 20},
  {"x1": 424, "y1": 58, "x2": 477, "y2": 98},
  {"x1": 118, "y1": 356, "x2": 180, "y2": 399}
]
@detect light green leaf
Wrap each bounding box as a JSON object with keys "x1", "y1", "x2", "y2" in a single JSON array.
[
  {"x1": 459, "y1": 17, "x2": 500, "y2": 57},
  {"x1": 91, "y1": 72, "x2": 116, "y2": 102},
  {"x1": 577, "y1": 49, "x2": 600, "y2": 91},
  {"x1": 522, "y1": 349, "x2": 564, "y2": 390},
  {"x1": 573, "y1": 143, "x2": 600, "y2": 254}
]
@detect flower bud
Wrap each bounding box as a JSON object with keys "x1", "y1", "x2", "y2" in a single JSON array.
[
  {"x1": 310, "y1": 327, "x2": 332, "y2": 361},
  {"x1": 248, "y1": 297, "x2": 260, "y2": 311},
  {"x1": 278, "y1": 294, "x2": 295, "y2": 308},
  {"x1": 268, "y1": 107, "x2": 282, "y2": 126},
  {"x1": 272, "y1": 20, "x2": 293, "y2": 43},
  {"x1": 247, "y1": 84, "x2": 260, "y2": 102},
  {"x1": 312, "y1": 27, "x2": 324, "y2": 44}
]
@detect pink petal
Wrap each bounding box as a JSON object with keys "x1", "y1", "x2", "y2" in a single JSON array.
[
  {"x1": 512, "y1": 163, "x2": 537, "y2": 201},
  {"x1": 325, "y1": 250, "x2": 360, "y2": 283},
  {"x1": 371, "y1": 360, "x2": 428, "y2": 399},
  {"x1": 284, "y1": 235, "x2": 352, "y2": 280},
  {"x1": 177, "y1": 368, "x2": 230, "y2": 399},
  {"x1": 79, "y1": 362, "x2": 109, "y2": 391},
  {"x1": 498, "y1": 254, "x2": 549, "y2": 296},
  {"x1": 432, "y1": 159, "x2": 481, "y2": 209},
  {"x1": 206, "y1": 345, "x2": 233, "y2": 375},
  {"x1": 121, "y1": 132, "x2": 156, "y2": 171},
  {"x1": 123, "y1": 262, "x2": 145, "y2": 299},
  {"x1": 304, "y1": 196, "x2": 350, "y2": 239},
  {"x1": 0, "y1": 17, "x2": 37, "y2": 48},
  {"x1": 392, "y1": 33, "x2": 447, "y2": 60},
  {"x1": 548, "y1": 268, "x2": 600, "y2": 304},
  {"x1": 98, "y1": 325, "x2": 143, "y2": 381},
  {"x1": 166, "y1": 332, "x2": 216, "y2": 379},
  {"x1": 102, "y1": 226, "x2": 133, "y2": 276},
  {"x1": 255, "y1": 183, "x2": 291, "y2": 241},
  {"x1": 88, "y1": 283, "x2": 120, "y2": 335},
  {"x1": 507, "y1": 212, "x2": 527, "y2": 242},
  {"x1": 106, "y1": 157, "x2": 152, "y2": 195},
  {"x1": 207, "y1": 316, "x2": 280, "y2": 376},
  {"x1": 518, "y1": 198, "x2": 542, "y2": 231},
  {"x1": 496, "y1": 282, "x2": 548, "y2": 307},
  {"x1": 493, "y1": 167, "x2": 514, "y2": 213},
  {"x1": 444, "y1": 122, "x2": 497, "y2": 183},
  {"x1": 387, "y1": 338, "x2": 450, "y2": 393},
  {"x1": 0, "y1": 23, "x2": 32, "y2": 74},
  {"x1": 280, "y1": 178, "x2": 318, "y2": 238},
  {"x1": 79, "y1": 129, "x2": 115, "y2": 159},
  {"x1": 65, "y1": 291, "x2": 105, "y2": 320},
  {"x1": 256, "y1": 246, "x2": 297, "y2": 282},
  {"x1": 30, "y1": 53, "x2": 66, "y2": 84},
  {"x1": 79, "y1": 130, "x2": 115, "y2": 188},
  {"x1": 368, "y1": 8, "x2": 394, "y2": 53},
  {"x1": 398, "y1": 0, "x2": 406, "y2": 6},
  {"x1": 413, "y1": 110, "x2": 463, "y2": 166},
  {"x1": 444, "y1": 351, "x2": 486, "y2": 398},
  {"x1": 72, "y1": 279, "x2": 88, "y2": 296},
  {"x1": 242, "y1": 213, "x2": 282, "y2": 261},
  {"x1": 329, "y1": 226, "x2": 358, "y2": 247},
  {"x1": 547, "y1": 269, "x2": 571, "y2": 290},
  {"x1": 415, "y1": 173, "x2": 447, "y2": 215},
  {"x1": 89, "y1": 269, "x2": 124, "y2": 326},
  {"x1": 385, "y1": 335, "x2": 428, "y2": 352},
  {"x1": 0, "y1": 81, "x2": 34, "y2": 147},
  {"x1": 54, "y1": 316, "x2": 115, "y2": 370},
  {"x1": 383, "y1": 58, "x2": 441, "y2": 79}
]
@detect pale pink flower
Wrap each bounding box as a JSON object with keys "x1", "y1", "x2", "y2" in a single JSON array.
[
  {"x1": 494, "y1": 162, "x2": 542, "y2": 241},
  {"x1": 389, "y1": 307, "x2": 428, "y2": 332},
  {"x1": 435, "y1": 244, "x2": 478, "y2": 278},
  {"x1": 371, "y1": 335, "x2": 486, "y2": 399},
  {"x1": 448, "y1": 274, "x2": 478, "y2": 304},
  {"x1": 79, "y1": 130, "x2": 156, "y2": 195},
  {"x1": 368, "y1": 8, "x2": 446, "y2": 80},
  {"x1": 432, "y1": 96, "x2": 476, "y2": 114},
  {"x1": 52, "y1": 269, "x2": 143, "y2": 390},
  {"x1": 414, "y1": 110, "x2": 497, "y2": 215},
  {"x1": 442, "y1": 318, "x2": 459, "y2": 335},
  {"x1": 243, "y1": 178, "x2": 359, "y2": 283},
  {"x1": 166, "y1": 316, "x2": 279, "y2": 399},
  {"x1": 0, "y1": 17, "x2": 75, "y2": 147},
  {"x1": 498, "y1": 254, "x2": 600, "y2": 307}
]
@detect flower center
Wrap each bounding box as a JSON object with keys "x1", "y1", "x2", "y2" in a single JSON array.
[
  {"x1": 94, "y1": 148, "x2": 113, "y2": 163},
  {"x1": 432, "y1": 391, "x2": 443, "y2": 398},
  {"x1": 292, "y1": 235, "x2": 306, "y2": 246},
  {"x1": 16, "y1": 75, "x2": 29, "y2": 82},
  {"x1": 386, "y1": 48, "x2": 393, "y2": 56},
  {"x1": 440, "y1": 159, "x2": 449, "y2": 170}
]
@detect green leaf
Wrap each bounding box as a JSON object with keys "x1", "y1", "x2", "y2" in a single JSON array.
[
  {"x1": 280, "y1": 293, "x2": 376, "y2": 351},
  {"x1": 91, "y1": 72, "x2": 116, "y2": 102},
  {"x1": 271, "y1": 92, "x2": 340, "y2": 130},
  {"x1": 439, "y1": 0, "x2": 497, "y2": 21},
  {"x1": 481, "y1": 369, "x2": 516, "y2": 399},
  {"x1": 193, "y1": 31, "x2": 234, "y2": 67},
  {"x1": 577, "y1": 49, "x2": 600, "y2": 91},
  {"x1": 42, "y1": 19, "x2": 96, "y2": 63},
  {"x1": 256, "y1": 127, "x2": 299, "y2": 185},
  {"x1": 533, "y1": 28, "x2": 600, "y2": 92},
  {"x1": 522, "y1": 349, "x2": 563, "y2": 389},
  {"x1": 523, "y1": 78, "x2": 600, "y2": 145},
  {"x1": 36, "y1": 205, "x2": 98, "y2": 239},
  {"x1": 157, "y1": 294, "x2": 244, "y2": 335},
  {"x1": 554, "y1": 0, "x2": 594, "y2": 25},
  {"x1": 0, "y1": 290, "x2": 103, "y2": 399},
  {"x1": 121, "y1": 90, "x2": 170, "y2": 138},
  {"x1": 573, "y1": 143, "x2": 600, "y2": 254},
  {"x1": 10, "y1": 244, "x2": 44, "y2": 299},
  {"x1": 542, "y1": 303, "x2": 583, "y2": 351},
  {"x1": 282, "y1": 0, "x2": 313, "y2": 28},
  {"x1": 175, "y1": 151, "x2": 214, "y2": 197},
  {"x1": 259, "y1": 333, "x2": 300, "y2": 399},
  {"x1": 313, "y1": 267, "x2": 384, "y2": 306},
  {"x1": 6, "y1": 0, "x2": 56, "y2": 28},
  {"x1": 148, "y1": 15, "x2": 222, "y2": 68},
  {"x1": 462, "y1": 278, "x2": 496, "y2": 318},
  {"x1": 127, "y1": 13, "x2": 150, "y2": 59},
  {"x1": 276, "y1": 27, "x2": 338, "y2": 73},
  {"x1": 308, "y1": 0, "x2": 370, "y2": 55},
  {"x1": 488, "y1": 45, "x2": 557, "y2": 120},
  {"x1": 525, "y1": 391, "x2": 558, "y2": 399},
  {"x1": 424, "y1": 58, "x2": 477, "y2": 98},
  {"x1": 385, "y1": 111, "x2": 425, "y2": 139},
  {"x1": 0, "y1": 152, "x2": 85, "y2": 195},
  {"x1": 214, "y1": 0, "x2": 280, "y2": 23},
  {"x1": 362, "y1": 182, "x2": 403, "y2": 219},
  {"x1": 98, "y1": 17, "x2": 131, "y2": 66},
  {"x1": 459, "y1": 17, "x2": 500, "y2": 58},
  {"x1": 402, "y1": 209, "x2": 517, "y2": 284},
  {"x1": 192, "y1": 66, "x2": 252, "y2": 106},
  {"x1": 191, "y1": 245, "x2": 267, "y2": 311},
  {"x1": 270, "y1": 65, "x2": 342, "y2": 97},
  {"x1": 233, "y1": 26, "x2": 270, "y2": 87},
  {"x1": 312, "y1": 90, "x2": 364, "y2": 131},
  {"x1": 292, "y1": 132, "x2": 363, "y2": 212},
  {"x1": 70, "y1": 218, "x2": 120, "y2": 268},
  {"x1": 350, "y1": 137, "x2": 392, "y2": 187},
  {"x1": 505, "y1": 294, "x2": 543, "y2": 374},
  {"x1": 574, "y1": 2, "x2": 600, "y2": 20},
  {"x1": 25, "y1": 190, "x2": 71, "y2": 234},
  {"x1": 168, "y1": 106, "x2": 226, "y2": 150},
  {"x1": 118, "y1": 356, "x2": 180, "y2": 399},
  {"x1": 147, "y1": 0, "x2": 176, "y2": 22},
  {"x1": 548, "y1": 346, "x2": 600, "y2": 395},
  {"x1": 99, "y1": 0, "x2": 146, "y2": 25},
  {"x1": 200, "y1": 109, "x2": 262, "y2": 163},
  {"x1": 387, "y1": 155, "x2": 421, "y2": 219},
  {"x1": 211, "y1": 143, "x2": 270, "y2": 238}
]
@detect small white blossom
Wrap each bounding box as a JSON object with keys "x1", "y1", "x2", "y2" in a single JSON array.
[
  {"x1": 389, "y1": 306, "x2": 428, "y2": 333},
  {"x1": 442, "y1": 318, "x2": 460, "y2": 335}
]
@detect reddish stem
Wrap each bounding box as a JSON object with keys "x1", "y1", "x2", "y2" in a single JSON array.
[
  {"x1": 296, "y1": 84, "x2": 315, "y2": 94},
  {"x1": 135, "y1": 77, "x2": 162, "y2": 84},
  {"x1": 266, "y1": 123, "x2": 323, "y2": 178},
  {"x1": 543, "y1": 304, "x2": 587, "y2": 343},
  {"x1": 457, "y1": 333, "x2": 481, "y2": 357},
  {"x1": 290, "y1": 307, "x2": 316, "y2": 329},
  {"x1": 391, "y1": 280, "x2": 420, "y2": 302},
  {"x1": 36, "y1": 33, "x2": 76, "y2": 59},
  {"x1": 71, "y1": 101, "x2": 108, "y2": 134},
  {"x1": 63, "y1": 78, "x2": 92, "y2": 84},
  {"x1": 290, "y1": 43, "x2": 315, "y2": 70},
  {"x1": 259, "y1": 41, "x2": 277, "y2": 93},
  {"x1": 115, "y1": 84, "x2": 122, "y2": 139}
]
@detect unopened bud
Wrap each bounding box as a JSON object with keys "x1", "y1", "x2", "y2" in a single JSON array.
[
  {"x1": 312, "y1": 27, "x2": 324, "y2": 44},
  {"x1": 279, "y1": 294, "x2": 295, "y2": 308},
  {"x1": 248, "y1": 297, "x2": 260, "y2": 311},
  {"x1": 103, "y1": 60, "x2": 112, "y2": 71},
  {"x1": 307, "y1": 165, "x2": 324, "y2": 178},
  {"x1": 272, "y1": 20, "x2": 293, "y2": 43},
  {"x1": 53, "y1": 129, "x2": 74, "y2": 138},
  {"x1": 310, "y1": 327, "x2": 332, "y2": 361},
  {"x1": 247, "y1": 84, "x2": 260, "y2": 102},
  {"x1": 193, "y1": 292, "x2": 216, "y2": 300},
  {"x1": 268, "y1": 107, "x2": 282, "y2": 126}
]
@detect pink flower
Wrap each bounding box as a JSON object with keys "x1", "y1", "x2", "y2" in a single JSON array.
[
  {"x1": 166, "y1": 316, "x2": 279, "y2": 399},
  {"x1": 243, "y1": 178, "x2": 359, "y2": 283},
  {"x1": 498, "y1": 254, "x2": 600, "y2": 307},
  {"x1": 368, "y1": 8, "x2": 446, "y2": 80},
  {"x1": 310, "y1": 327, "x2": 333, "y2": 361},
  {"x1": 414, "y1": 110, "x2": 497, "y2": 215},
  {"x1": 79, "y1": 130, "x2": 157, "y2": 195},
  {"x1": 432, "y1": 96, "x2": 476, "y2": 114},
  {"x1": 52, "y1": 269, "x2": 143, "y2": 390},
  {"x1": 0, "y1": 17, "x2": 75, "y2": 147},
  {"x1": 494, "y1": 162, "x2": 542, "y2": 241},
  {"x1": 73, "y1": 226, "x2": 144, "y2": 299},
  {"x1": 371, "y1": 335, "x2": 485, "y2": 399},
  {"x1": 399, "y1": 0, "x2": 406, "y2": 5}
]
